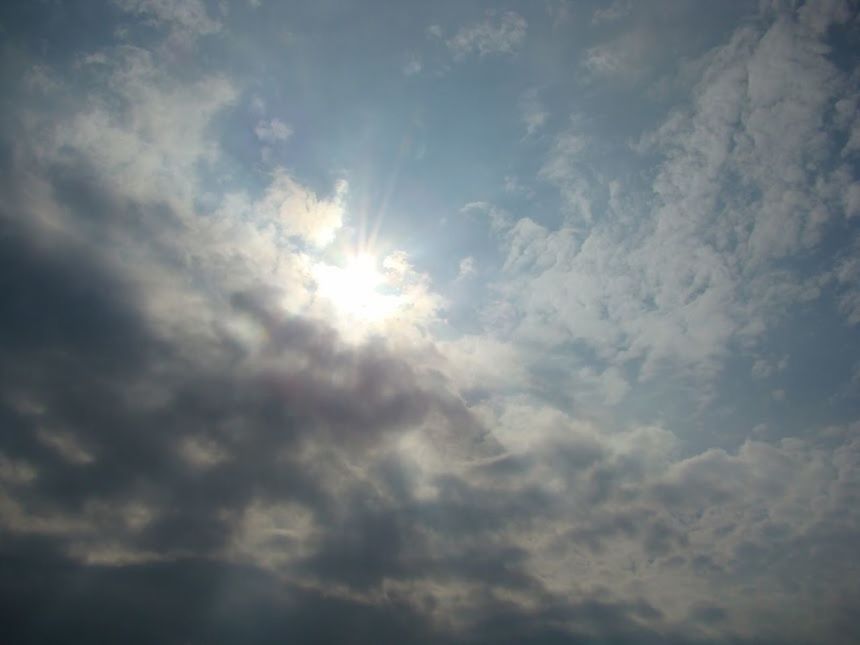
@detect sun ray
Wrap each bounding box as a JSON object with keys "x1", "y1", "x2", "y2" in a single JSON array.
[{"x1": 313, "y1": 251, "x2": 401, "y2": 323}]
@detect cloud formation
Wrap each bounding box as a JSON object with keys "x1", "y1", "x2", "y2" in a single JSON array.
[
  {"x1": 1, "y1": 0, "x2": 859, "y2": 643},
  {"x1": 254, "y1": 118, "x2": 293, "y2": 144},
  {"x1": 446, "y1": 11, "x2": 527, "y2": 59}
]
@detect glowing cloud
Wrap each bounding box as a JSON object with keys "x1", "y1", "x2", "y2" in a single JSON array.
[{"x1": 313, "y1": 252, "x2": 401, "y2": 323}]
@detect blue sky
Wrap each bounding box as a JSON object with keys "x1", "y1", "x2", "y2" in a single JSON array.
[{"x1": 1, "y1": 1, "x2": 860, "y2": 643}]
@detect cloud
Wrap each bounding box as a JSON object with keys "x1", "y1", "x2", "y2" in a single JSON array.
[
  {"x1": 582, "y1": 27, "x2": 662, "y2": 82},
  {"x1": 114, "y1": 0, "x2": 221, "y2": 45},
  {"x1": 592, "y1": 0, "x2": 633, "y2": 25},
  {"x1": 538, "y1": 121, "x2": 593, "y2": 220},
  {"x1": 253, "y1": 171, "x2": 347, "y2": 247},
  {"x1": 42, "y1": 45, "x2": 237, "y2": 211},
  {"x1": 426, "y1": 23, "x2": 443, "y2": 39},
  {"x1": 835, "y1": 243, "x2": 860, "y2": 324},
  {"x1": 0, "y1": 183, "x2": 495, "y2": 565},
  {"x1": 2, "y1": 2, "x2": 860, "y2": 644},
  {"x1": 2, "y1": 130, "x2": 859, "y2": 640},
  {"x1": 492, "y1": 1, "x2": 860, "y2": 391},
  {"x1": 446, "y1": 11, "x2": 527, "y2": 59},
  {"x1": 254, "y1": 118, "x2": 293, "y2": 144},
  {"x1": 751, "y1": 355, "x2": 789, "y2": 379},
  {"x1": 402, "y1": 55, "x2": 422, "y2": 76},
  {"x1": 456, "y1": 256, "x2": 476, "y2": 280},
  {"x1": 519, "y1": 88, "x2": 547, "y2": 136},
  {"x1": 461, "y1": 201, "x2": 513, "y2": 233}
]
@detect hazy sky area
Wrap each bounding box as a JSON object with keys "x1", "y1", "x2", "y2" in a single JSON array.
[{"x1": 1, "y1": 1, "x2": 860, "y2": 643}]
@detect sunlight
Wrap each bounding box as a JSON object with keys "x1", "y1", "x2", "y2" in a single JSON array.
[{"x1": 313, "y1": 252, "x2": 401, "y2": 323}]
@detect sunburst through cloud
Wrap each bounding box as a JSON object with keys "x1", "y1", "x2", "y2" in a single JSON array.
[
  {"x1": 314, "y1": 251, "x2": 402, "y2": 323},
  {"x1": 1, "y1": 1, "x2": 859, "y2": 644}
]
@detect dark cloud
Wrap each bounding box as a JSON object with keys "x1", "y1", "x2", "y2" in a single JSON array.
[
  {"x1": 0, "y1": 146, "x2": 548, "y2": 641},
  {"x1": 0, "y1": 148, "x2": 706, "y2": 643},
  {"x1": 0, "y1": 538, "x2": 439, "y2": 645}
]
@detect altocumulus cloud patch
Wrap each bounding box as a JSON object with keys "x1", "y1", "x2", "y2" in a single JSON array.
[{"x1": 0, "y1": 1, "x2": 859, "y2": 644}]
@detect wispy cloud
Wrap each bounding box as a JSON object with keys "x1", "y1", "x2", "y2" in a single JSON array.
[
  {"x1": 519, "y1": 88, "x2": 547, "y2": 136},
  {"x1": 254, "y1": 118, "x2": 293, "y2": 143},
  {"x1": 456, "y1": 255, "x2": 476, "y2": 280},
  {"x1": 446, "y1": 11, "x2": 527, "y2": 59},
  {"x1": 401, "y1": 54, "x2": 422, "y2": 76},
  {"x1": 591, "y1": 0, "x2": 632, "y2": 25},
  {"x1": 114, "y1": 0, "x2": 221, "y2": 45}
]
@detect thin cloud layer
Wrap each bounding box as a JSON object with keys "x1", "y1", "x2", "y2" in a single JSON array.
[{"x1": 1, "y1": 1, "x2": 859, "y2": 644}]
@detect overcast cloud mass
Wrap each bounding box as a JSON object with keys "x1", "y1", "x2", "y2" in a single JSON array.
[{"x1": 1, "y1": 1, "x2": 860, "y2": 643}]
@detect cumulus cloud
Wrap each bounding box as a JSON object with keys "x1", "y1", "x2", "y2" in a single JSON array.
[{"x1": 255, "y1": 171, "x2": 347, "y2": 247}]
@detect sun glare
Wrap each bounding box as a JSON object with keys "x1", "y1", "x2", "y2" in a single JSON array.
[{"x1": 314, "y1": 252, "x2": 400, "y2": 323}]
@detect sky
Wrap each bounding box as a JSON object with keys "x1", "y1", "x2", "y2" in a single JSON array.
[{"x1": 1, "y1": 0, "x2": 859, "y2": 643}]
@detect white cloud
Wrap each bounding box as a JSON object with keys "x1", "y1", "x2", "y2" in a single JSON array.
[
  {"x1": 592, "y1": 0, "x2": 632, "y2": 25},
  {"x1": 36, "y1": 429, "x2": 94, "y2": 465},
  {"x1": 835, "y1": 245, "x2": 860, "y2": 325},
  {"x1": 456, "y1": 256, "x2": 476, "y2": 281},
  {"x1": 796, "y1": 0, "x2": 853, "y2": 34},
  {"x1": 538, "y1": 121, "x2": 593, "y2": 220},
  {"x1": 582, "y1": 28, "x2": 655, "y2": 80},
  {"x1": 402, "y1": 55, "x2": 422, "y2": 76},
  {"x1": 519, "y1": 88, "x2": 547, "y2": 136},
  {"x1": 751, "y1": 355, "x2": 789, "y2": 379},
  {"x1": 114, "y1": 0, "x2": 221, "y2": 45},
  {"x1": 254, "y1": 118, "x2": 293, "y2": 144},
  {"x1": 436, "y1": 336, "x2": 529, "y2": 394},
  {"x1": 46, "y1": 46, "x2": 236, "y2": 212},
  {"x1": 463, "y1": 395, "x2": 860, "y2": 640},
  {"x1": 178, "y1": 435, "x2": 228, "y2": 469},
  {"x1": 255, "y1": 171, "x2": 347, "y2": 248},
  {"x1": 577, "y1": 365, "x2": 631, "y2": 405},
  {"x1": 493, "y1": 3, "x2": 860, "y2": 390},
  {"x1": 446, "y1": 11, "x2": 527, "y2": 59},
  {"x1": 461, "y1": 201, "x2": 512, "y2": 233}
]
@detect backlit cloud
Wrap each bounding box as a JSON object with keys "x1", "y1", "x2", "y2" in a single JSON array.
[{"x1": 1, "y1": 1, "x2": 859, "y2": 643}]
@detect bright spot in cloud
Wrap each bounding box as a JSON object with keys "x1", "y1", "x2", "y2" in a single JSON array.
[{"x1": 313, "y1": 252, "x2": 401, "y2": 323}]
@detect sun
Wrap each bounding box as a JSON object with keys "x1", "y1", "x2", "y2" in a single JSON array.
[{"x1": 313, "y1": 252, "x2": 401, "y2": 323}]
